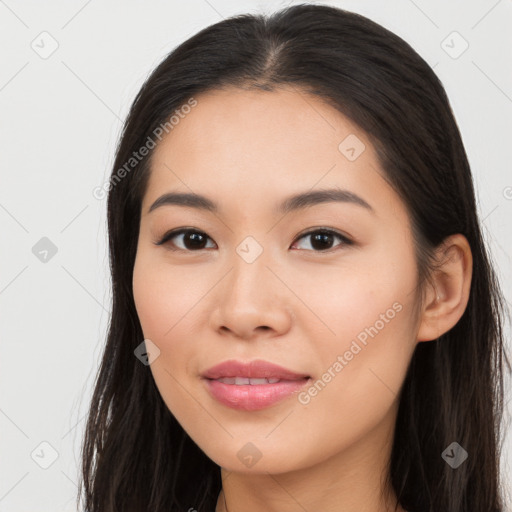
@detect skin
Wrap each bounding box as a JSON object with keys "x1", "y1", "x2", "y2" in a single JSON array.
[{"x1": 132, "y1": 86, "x2": 472, "y2": 512}]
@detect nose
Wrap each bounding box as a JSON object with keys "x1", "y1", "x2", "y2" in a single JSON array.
[{"x1": 209, "y1": 246, "x2": 293, "y2": 341}]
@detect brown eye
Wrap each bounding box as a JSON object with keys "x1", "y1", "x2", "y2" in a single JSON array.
[
  {"x1": 292, "y1": 229, "x2": 353, "y2": 252},
  {"x1": 156, "y1": 229, "x2": 216, "y2": 251}
]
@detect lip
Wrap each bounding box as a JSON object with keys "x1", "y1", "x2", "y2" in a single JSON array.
[
  {"x1": 201, "y1": 359, "x2": 311, "y2": 411},
  {"x1": 201, "y1": 359, "x2": 310, "y2": 380}
]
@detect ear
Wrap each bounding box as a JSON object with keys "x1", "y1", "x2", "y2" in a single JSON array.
[{"x1": 416, "y1": 234, "x2": 473, "y2": 342}]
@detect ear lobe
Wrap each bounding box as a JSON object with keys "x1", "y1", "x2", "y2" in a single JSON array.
[{"x1": 416, "y1": 234, "x2": 473, "y2": 342}]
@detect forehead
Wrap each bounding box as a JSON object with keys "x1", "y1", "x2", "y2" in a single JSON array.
[
  {"x1": 142, "y1": 87, "x2": 402, "y2": 221},
  {"x1": 152, "y1": 86, "x2": 370, "y2": 166}
]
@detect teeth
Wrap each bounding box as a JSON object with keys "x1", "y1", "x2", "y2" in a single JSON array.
[
  {"x1": 218, "y1": 377, "x2": 236, "y2": 384},
  {"x1": 216, "y1": 377, "x2": 282, "y2": 385}
]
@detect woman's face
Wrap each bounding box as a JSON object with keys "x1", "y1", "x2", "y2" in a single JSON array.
[{"x1": 133, "y1": 87, "x2": 422, "y2": 474}]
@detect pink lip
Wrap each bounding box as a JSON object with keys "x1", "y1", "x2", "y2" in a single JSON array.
[
  {"x1": 201, "y1": 359, "x2": 310, "y2": 380},
  {"x1": 201, "y1": 359, "x2": 311, "y2": 411}
]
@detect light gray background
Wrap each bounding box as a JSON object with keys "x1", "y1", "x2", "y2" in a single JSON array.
[{"x1": 1, "y1": 1, "x2": 511, "y2": 510}]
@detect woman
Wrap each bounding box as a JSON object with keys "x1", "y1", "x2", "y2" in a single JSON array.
[{"x1": 78, "y1": 4, "x2": 510, "y2": 511}]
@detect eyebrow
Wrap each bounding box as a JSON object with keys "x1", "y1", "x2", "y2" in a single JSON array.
[{"x1": 147, "y1": 188, "x2": 375, "y2": 215}]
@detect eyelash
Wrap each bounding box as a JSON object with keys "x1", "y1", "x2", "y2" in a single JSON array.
[{"x1": 154, "y1": 227, "x2": 354, "y2": 253}]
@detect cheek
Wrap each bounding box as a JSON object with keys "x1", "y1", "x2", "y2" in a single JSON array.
[
  {"x1": 290, "y1": 290, "x2": 416, "y2": 467},
  {"x1": 294, "y1": 250, "x2": 417, "y2": 350},
  {"x1": 132, "y1": 252, "x2": 202, "y2": 339},
  {"x1": 132, "y1": 250, "x2": 219, "y2": 398},
  {"x1": 299, "y1": 255, "x2": 417, "y2": 419},
  {"x1": 296, "y1": 246, "x2": 418, "y2": 388}
]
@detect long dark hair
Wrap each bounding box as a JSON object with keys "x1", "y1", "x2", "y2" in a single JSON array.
[{"x1": 78, "y1": 4, "x2": 511, "y2": 511}]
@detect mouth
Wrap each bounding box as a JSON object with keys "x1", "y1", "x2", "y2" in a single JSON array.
[
  {"x1": 201, "y1": 359, "x2": 311, "y2": 411},
  {"x1": 203, "y1": 377, "x2": 311, "y2": 411},
  {"x1": 201, "y1": 358, "x2": 310, "y2": 381},
  {"x1": 212, "y1": 377, "x2": 292, "y2": 385}
]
